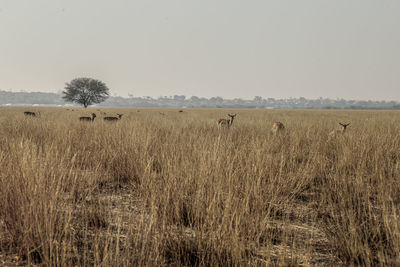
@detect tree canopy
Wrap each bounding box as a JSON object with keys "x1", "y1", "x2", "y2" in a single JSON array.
[{"x1": 62, "y1": 78, "x2": 109, "y2": 108}]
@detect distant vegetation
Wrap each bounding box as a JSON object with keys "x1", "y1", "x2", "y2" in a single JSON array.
[
  {"x1": 0, "y1": 108, "x2": 399, "y2": 265},
  {"x1": 1, "y1": 90, "x2": 400, "y2": 109}
]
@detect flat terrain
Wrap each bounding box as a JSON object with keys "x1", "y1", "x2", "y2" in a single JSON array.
[{"x1": 1, "y1": 107, "x2": 400, "y2": 266}]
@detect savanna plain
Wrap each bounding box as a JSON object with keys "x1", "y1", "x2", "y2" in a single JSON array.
[{"x1": 0, "y1": 107, "x2": 400, "y2": 266}]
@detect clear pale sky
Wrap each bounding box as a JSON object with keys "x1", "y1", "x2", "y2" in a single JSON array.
[{"x1": 1, "y1": 1, "x2": 399, "y2": 100}]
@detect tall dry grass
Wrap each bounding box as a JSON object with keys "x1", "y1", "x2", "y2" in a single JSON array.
[{"x1": 0, "y1": 107, "x2": 399, "y2": 266}]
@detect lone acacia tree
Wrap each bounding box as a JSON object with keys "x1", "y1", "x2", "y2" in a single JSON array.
[{"x1": 62, "y1": 77, "x2": 109, "y2": 108}]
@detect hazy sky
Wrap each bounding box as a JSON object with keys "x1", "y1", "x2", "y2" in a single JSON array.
[{"x1": 1, "y1": 1, "x2": 399, "y2": 100}]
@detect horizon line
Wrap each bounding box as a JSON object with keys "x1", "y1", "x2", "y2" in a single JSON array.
[{"x1": 1, "y1": 89, "x2": 398, "y2": 103}]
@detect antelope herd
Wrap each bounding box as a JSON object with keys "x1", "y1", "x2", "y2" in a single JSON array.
[
  {"x1": 21, "y1": 110, "x2": 351, "y2": 137},
  {"x1": 78, "y1": 113, "x2": 124, "y2": 121},
  {"x1": 217, "y1": 114, "x2": 351, "y2": 138}
]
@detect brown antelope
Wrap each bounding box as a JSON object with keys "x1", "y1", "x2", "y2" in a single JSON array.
[
  {"x1": 80, "y1": 113, "x2": 96, "y2": 121},
  {"x1": 217, "y1": 114, "x2": 237, "y2": 128},
  {"x1": 24, "y1": 111, "x2": 38, "y2": 117},
  {"x1": 271, "y1": 122, "x2": 285, "y2": 134},
  {"x1": 104, "y1": 114, "x2": 123, "y2": 121},
  {"x1": 329, "y1": 122, "x2": 350, "y2": 137}
]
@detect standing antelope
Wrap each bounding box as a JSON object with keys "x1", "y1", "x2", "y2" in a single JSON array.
[
  {"x1": 329, "y1": 123, "x2": 350, "y2": 137},
  {"x1": 104, "y1": 114, "x2": 123, "y2": 121},
  {"x1": 80, "y1": 113, "x2": 96, "y2": 121},
  {"x1": 217, "y1": 114, "x2": 237, "y2": 128},
  {"x1": 271, "y1": 122, "x2": 285, "y2": 134}
]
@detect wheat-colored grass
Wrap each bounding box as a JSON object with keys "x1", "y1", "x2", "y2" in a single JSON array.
[{"x1": 0, "y1": 107, "x2": 399, "y2": 266}]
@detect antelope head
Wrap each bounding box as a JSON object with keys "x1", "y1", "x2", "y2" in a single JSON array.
[
  {"x1": 329, "y1": 122, "x2": 350, "y2": 137},
  {"x1": 339, "y1": 123, "x2": 350, "y2": 131},
  {"x1": 228, "y1": 114, "x2": 236, "y2": 124}
]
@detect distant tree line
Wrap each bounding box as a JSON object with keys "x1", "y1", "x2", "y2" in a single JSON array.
[{"x1": 1, "y1": 90, "x2": 399, "y2": 110}]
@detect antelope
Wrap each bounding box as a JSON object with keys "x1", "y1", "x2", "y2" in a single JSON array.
[
  {"x1": 80, "y1": 113, "x2": 96, "y2": 121},
  {"x1": 217, "y1": 114, "x2": 237, "y2": 128},
  {"x1": 271, "y1": 122, "x2": 285, "y2": 134},
  {"x1": 24, "y1": 111, "x2": 38, "y2": 117},
  {"x1": 329, "y1": 123, "x2": 350, "y2": 137},
  {"x1": 104, "y1": 114, "x2": 123, "y2": 121}
]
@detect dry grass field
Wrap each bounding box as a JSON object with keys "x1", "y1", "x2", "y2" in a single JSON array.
[{"x1": 1, "y1": 107, "x2": 400, "y2": 266}]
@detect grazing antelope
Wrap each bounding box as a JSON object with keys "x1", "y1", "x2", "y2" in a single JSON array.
[
  {"x1": 24, "y1": 111, "x2": 38, "y2": 117},
  {"x1": 24, "y1": 111, "x2": 40, "y2": 117},
  {"x1": 178, "y1": 110, "x2": 183, "y2": 113},
  {"x1": 104, "y1": 114, "x2": 123, "y2": 121},
  {"x1": 80, "y1": 113, "x2": 96, "y2": 121},
  {"x1": 271, "y1": 122, "x2": 285, "y2": 134},
  {"x1": 217, "y1": 114, "x2": 237, "y2": 128},
  {"x1": 329, "y1": 123, "x2": 350, "y2": 137}
]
